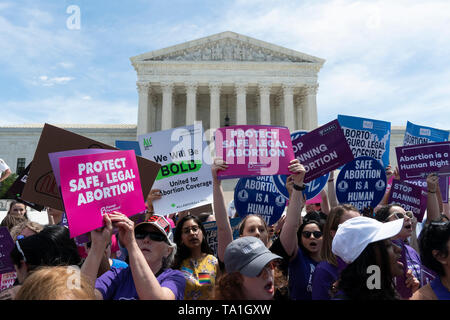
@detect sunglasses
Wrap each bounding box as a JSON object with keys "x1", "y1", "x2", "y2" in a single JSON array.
[
  {"x1": 302, "y1": 231, "x2": 323, "y2": 239},
  {"x1": 135, "y1": 230, "x2": 167, "y2": 242},
  {"x1": 386, "y1": 211, "x2": 414, "y2": 221}
]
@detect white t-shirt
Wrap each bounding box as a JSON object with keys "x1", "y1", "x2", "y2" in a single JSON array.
[{"x1": 0, "y1": 159, "x2": 9, "y2": 174}]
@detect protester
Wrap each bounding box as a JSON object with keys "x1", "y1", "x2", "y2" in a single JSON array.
[
  {"x1": 332, "y1": 216, "x2": 405, "y2": 300},
  {"x1": 312, "y1": 204, "x2": 360, "y2": 300},
  {"x1": 6, "y1": 201, "x2": 28, "y2": 219},
  {"x1": 172, "y1": 215, "x2": 219, "y2": 300},
  {"x1": 374, "y1": 204, "x2": 422, "y2": 298},
  {"x1": 0, "y1": 214, "x2": 27, "y2": 232},
  {"x1": 214, "y1": 236, "x2": 281, "y2": 300},
  {"x1": 84, "y1": 239, "x2": 128, "y2": 278},
  {"x1": 15, "y1": 266, "x2": 96, "y2": 300},
  {"x1": 9, "y1": 220, "x2": 44, "y2": 241},
  {"x1": 411, "y1": 221, "x2": 450, "y2": 300},
  {"x1": 0, "y1": 225, "x2": 81, "y2": 300},
  {"x1": 82, "y1": 212, "x2": 185, "y2": 300}
]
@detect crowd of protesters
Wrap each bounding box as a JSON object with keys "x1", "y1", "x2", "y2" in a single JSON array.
[{"x1": 1, "y1": 156, "x2": 449, "y2": 301}]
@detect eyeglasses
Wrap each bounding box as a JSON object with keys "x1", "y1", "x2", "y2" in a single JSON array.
[
  {"x1": 386, "y1": 211, "x2": 413, "y2": 221},
  {"x1": 182, "y1": 225, "x2": 200, "y2": 235},
  {"x1": 302, "y1": 231, "x2": 322, "y2": 239},
  {"x1": 135, "y1": 230, "x2": 167, "y2": 242}
]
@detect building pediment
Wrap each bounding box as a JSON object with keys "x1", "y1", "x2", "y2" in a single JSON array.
[{"x1": 131, "y1": 31, "x2": 325, "y2": 65}]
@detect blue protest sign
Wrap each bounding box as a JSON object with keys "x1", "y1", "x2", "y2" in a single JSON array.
[
  {"x1": 338, "y1": 115, "x2": 391, "y2": 168},
  {"x1": 115, "y1": 140, "x2": 142, "y2": 156},
  {"x1": 272, "y1": 172, "x2": 329, "y2": 201},
  {"x1": 272, "y1": 130, "x2": 330, "y2": 201},
  {"x1": 336, "y1": 156, "x2": 387, "y2": 212},
  {"x1": 403, "y1": 121, "x2": 449, "y2": 146},
  {"x1": 234, "y1": 176, "x2": 287, "y2": 225}
]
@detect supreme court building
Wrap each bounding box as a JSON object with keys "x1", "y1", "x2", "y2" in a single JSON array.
[{"x1": 131, "y1": 31, "x2": 325, "y2": 136}]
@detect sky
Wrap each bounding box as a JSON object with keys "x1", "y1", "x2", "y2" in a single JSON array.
[{"x1": 1, "y1": 0, "x2": 449, "y2": 130}]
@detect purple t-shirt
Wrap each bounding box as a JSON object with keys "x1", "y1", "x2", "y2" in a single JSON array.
[
  {"x1": 311, "y1": 261, "x2": 339, "y2": 300},
  {"x1": 288, "y1": 247, "x2": 318, "y2": 300},
  {"x1": 95, "y1": 267, "x2": 186, "y2": 300}
]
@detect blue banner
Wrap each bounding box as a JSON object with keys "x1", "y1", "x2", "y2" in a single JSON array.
[
  {"x1": 338, "y1": 115, "x2": 391, "y2": 168},
  {"x1": 403, "y1": 121, "x2": 449, "y2": 146},
  {"x1": 115, "y1": 140, "x2": 142, "y2": 156},
  {"x1": 202, "y1": 218, "x2": 241, "y2": 257},
  {"x1": 234, "y1": 176, "x2": 287, "y2": 226},
  {"x1": 336, "y1": 156, "x2": 387, "y2": 212}
]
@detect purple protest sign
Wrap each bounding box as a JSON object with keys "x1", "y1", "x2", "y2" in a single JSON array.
[
  {"x1": 0, "y1": 227, "x2": 15, "y2": 275},
  {"x1": 396, "y1": 141, "x2": 450, "y2": 180},
  {"x1": 404, "y1": 177, "x2": 449, "y2": 204},
  {"x1": 388, "y1": 180, "x2": 427, "y2": 222},
  {"x1": 49, "y1": 149, "x2": 115, "y2": 187},
  {"x1": 291, "y1": 120, "x2": 354, "y2": 183},
  {"x1": 215, "y1": 125, "x2": 295, "y2": 179}
]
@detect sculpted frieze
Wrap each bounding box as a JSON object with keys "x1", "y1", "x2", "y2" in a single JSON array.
[{"x1": 147, "y1": 39, "x2": 311, "y2": 63}]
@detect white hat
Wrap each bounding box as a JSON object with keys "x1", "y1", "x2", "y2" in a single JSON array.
[{"x1": 332, "y1": 216, "x2": 404, "y2": 264}]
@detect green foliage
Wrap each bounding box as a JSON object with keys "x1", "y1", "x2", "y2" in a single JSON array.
[{"x1": 0, "y1": 173, "x2": 18, "y2": 199}]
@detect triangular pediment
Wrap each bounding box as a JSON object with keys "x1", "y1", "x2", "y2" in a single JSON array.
[{"x1": 131, "y1": 31, "x2": 325, "y2": 65}]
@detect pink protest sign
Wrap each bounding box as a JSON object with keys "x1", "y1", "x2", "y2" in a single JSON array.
[
  {"x1": 58, "y1": 150, "x2": 146, "y2": 238},
  {"x1": 215, "y1": 125, "x2": 295, "y2": 179}
]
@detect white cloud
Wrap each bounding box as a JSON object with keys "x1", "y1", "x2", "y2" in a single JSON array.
[{"x1": 34, "y1": 75, "x2": 75, "y2": 86}]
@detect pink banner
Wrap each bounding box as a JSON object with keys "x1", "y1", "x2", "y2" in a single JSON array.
[
  {"x1": 58, "y1": 150, "x2": 146, "y2": 238},
  {"x1": 215, "y1": 125, "x2": 295, "y2": 179}
]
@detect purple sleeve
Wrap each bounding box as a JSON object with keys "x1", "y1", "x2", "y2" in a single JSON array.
[
  {"x1": 158, "y1": 269, "x2": 186, "y2": 300},
  {"x1": 95, "y1": 268, "x2": 121, "y2": 300},
  {"x1": 311, "y1": 262, "x2": 338, "y2": 300}
]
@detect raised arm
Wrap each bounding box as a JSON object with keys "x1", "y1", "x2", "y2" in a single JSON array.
[
  {"x1": 211, "y1": 158, "x2": 233, "y2": 262},
  {"x1": 320, "y1": 188, "x2": 330, "y2": 215},
  {"x1": 81, "y1": 214, "x2": 113, "y2": 299},
  {"x1": 425, "y1": 173, "x2": 441, "y2": 224},
  {"x1": 280, "y1": 159, "x2": 306, "y2": 260}
]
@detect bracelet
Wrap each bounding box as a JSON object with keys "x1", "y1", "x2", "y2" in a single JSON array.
[
  {"x1": 428, "y1": 190, "x2": 436, "y2": 193},
  {"x1": 328, "y1": 179, "x2": 334, "y2": 182},
  {"x1": 293, "y1": 183, "x2": 306, "y2": 191}
]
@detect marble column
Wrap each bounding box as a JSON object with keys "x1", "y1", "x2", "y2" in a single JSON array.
[
  {"x1": 258, "y1": 83, "x2": 271, "y2": 125},
  {"x1": 303, "y1": 84, "x2": 319, "y2": 130},
  {"x1": 161, "y1": 82, "x2": 174, "y2": 130},
  {"x1": 185, "y1": 82, "x2": 198, "y2": 125},
  {"x1": 295, "y1": 95, "x2": 303, "y2": 131},
  {"x1": 235, "y1": 83, "x2": 247, "y2": 125},
  {"x1": 209, "y1": 82, "x2": 222, "y2": 132},
  {"x1": 282, "y1": 84, "x2": 295, "y2": 131},
  {"x1": 136, "y1": 82, "x2": 150, "y2": 136}
]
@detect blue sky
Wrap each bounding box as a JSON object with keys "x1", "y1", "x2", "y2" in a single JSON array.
[{"x1": 1, "y1": 0, "x2": 449, "y2": 130}]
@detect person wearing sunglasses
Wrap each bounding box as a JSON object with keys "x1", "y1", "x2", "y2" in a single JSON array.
[
  {"x1": 81, "y1": 212, "x2": 185, "y2": 300},
  {"x1": 374, "y1": 204, "x2": 421, "y2": 298},
  {"x1": 172, "y1": 215, "x2": 218, "y2": 300},
  {"x1": 412, "y1": 221, "x2": 450, "y2": 300}
]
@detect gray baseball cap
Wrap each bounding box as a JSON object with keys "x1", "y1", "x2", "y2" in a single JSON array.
[{"x1": 224, "y1": 236, "x2": 281, "y2": 277}]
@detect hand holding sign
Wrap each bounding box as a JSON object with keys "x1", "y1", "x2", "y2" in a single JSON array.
[
  {"x1": 288, "y1": 159, "x2": 306, "y2": 186},
  {"x1": 211, "y1": 158, "x2": 228, "y2": 183},
  {"x1": 89, "y1": 213, "x2": 113, "y2": 251},
  {"x1": 109, "y1": 212, "x2": 135, "y2": 249},
  {"x1": 426, "y1": 173, "x2": 439, "y2": 193}
]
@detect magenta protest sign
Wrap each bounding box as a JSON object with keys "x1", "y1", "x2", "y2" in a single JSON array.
[
  {"x1": 291, "y1": 120, "x2": 354, "y2": 183},
  {"x1": 58, "y1": 150, "x2": 146, "y2": 238},
  {"x1": 396, "y1": 141, "x2": 450, "y2": 180},
  {"x1": 388, "y1": 180, "x2": 427, "y2": 222},
  {"x1": 215, "y1": 125, "x2": 295, "y2": 179}
]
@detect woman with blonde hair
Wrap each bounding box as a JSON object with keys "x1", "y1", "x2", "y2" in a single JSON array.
[
  {"x1": 15, "y1": 266, "x2": 96, "y2": 300},
  {"x1": 10, "y1": 221, "x2": 44, "y2": 241}
]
